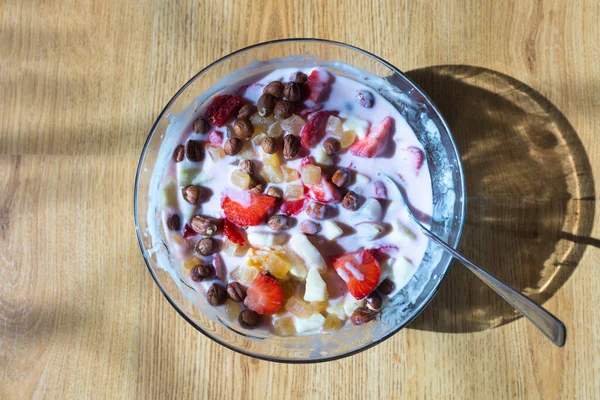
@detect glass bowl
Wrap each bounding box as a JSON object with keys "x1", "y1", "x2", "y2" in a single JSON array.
[{"x1": 134, "y1": 39, "x2": 466, "y2": 363}]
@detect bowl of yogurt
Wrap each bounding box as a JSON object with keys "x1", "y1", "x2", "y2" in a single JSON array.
[{"x1": 134, "y1": 39, "x2": 466, "y2": 362}]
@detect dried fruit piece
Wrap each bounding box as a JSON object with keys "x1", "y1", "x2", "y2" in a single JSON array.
[
  {"x1": 342, "y1": 117, "x2": 370, "y2": 139},
  {"x1": 250, "y1": 113, "x2": 276, "y2": 133},
  {"x1": 225, "y1": 299, "x2": 242, "y2": 320},
  {"x1": 230, "y1": 265, "x2": 260, "y2": 286},
  {"x1": 339, "y1": 130, "x2": 357, "y2": 148},
  {"x1": 221, "y1": 191, "x2": 277, "y2": 226},
  {"x1": 323, "y1": 314, "x2": 344, "y2": 331},
  {"x1": 305, "y1": 68, "x2": 334, "y2": 102},
  {"x1": 332, "y1": 250, "x2": 381, "y2": 300},
  {"x1": 236, "y1": 140, "x2": 257, "y2": 160},
  {"x1": 280, "y1": 114, "x2": 306, "y2": 135},
  {"x1": 267, "y1": 121, "x2": 283, "y2": 138},
  {"x1": 349, "y1": 116, "x2": 394, "y2": 158},
  {"x1": 301, "y1": 165, "x2": 322, "y2": 185},
  {"x1": 284, "y1": 184, "x2": 304, "y2": 199},
  {"x1": 325, "y1": 116, "x2": 343, "y2": 137},
  {"x1": 247, "y1": 250, "x2": 291, "y2": 279},
  {"x1": 274, "y1": 317, "x2": 296, "y2": 336},
  {"x1": 230, "y1": 169, "x2": 252, "y2": 189},
  {"x1": 299, "y1": 110, "x2": 338, "y2": 148},
  {"x1": 204, "y1": 95, "x2": 244, "y2": 127},
  {"x1": 182, "y1": 256, "x2": 202, "y2": 272},
  {"x1": 300, "y1": 158, "x2": 342, "y2": 204},
  {"x1": 282, "y1": 166, "x2": 300, "y2": 182},
  {"x1": 285, "y1": 296, "x2": 313, "y2": 318},
  {"x1": 244, "y1": 273, "x2": 284, "y2": 315},
  {"x1": 206, "y1": 144, "x2": 225, "y2": 162}
]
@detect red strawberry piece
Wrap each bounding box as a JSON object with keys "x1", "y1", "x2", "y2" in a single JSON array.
[
  {"x1": 299, "y1": 110, "x2": 338, "y2": 148},
  {"x1": 244, "y1": 273, "x2": 283, "y2": 315},
  {"x1": 208, "y1": 130, "x2": 224, "y2": 145},
  {"x1": 332, "y1": 250, "x2": 381, "y2": 300},
  {"x1": 305, "y1": 68, "x2": 334, "y2": 102},
  {"x1": 398, "y1": 146, "x2": 425, "y2": 173},
  {"x1": 296, "y1": 104, "x2": 323, "y2": 119},
  {"x1": 183, "y1": 224, "x2": 197, "y2": 239},
  {"x1": 221, "y1": 190, "x2": 276, "y2": 227},
  {"x1": 299, "y1": 157, "x2": 342, "y2": 203},
  {"x1": 280, "y1": 198, "x2": 306, "y2": 216},
  {"x1": 204, "y1": 95, "x2": 244, "y2": 127},
  {"x1": 223, "y1": 219, "x2": 247, "y2": 245},
  {"x1": 373, "y1": 180, "x2": 387, "y2": 199},
  {"x1": 349, "y1": 116, "x2": 394, "y2": 158}
]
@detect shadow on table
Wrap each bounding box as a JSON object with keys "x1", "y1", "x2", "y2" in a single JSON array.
[{"x1": 403, "y1": 65, "x2": 597, "y2": 333}]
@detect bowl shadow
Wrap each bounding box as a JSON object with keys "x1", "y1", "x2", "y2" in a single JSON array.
[{"x1": 403, "y1": 65, "x2": 596, "y2": 333}]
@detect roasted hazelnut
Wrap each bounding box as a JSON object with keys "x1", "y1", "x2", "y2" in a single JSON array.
[
  {"x1": 377, "y1": 279, "x2": 395, "y2": 295},
  {"x1": 300, "y1": 220, "x2": 320, "y2": 235},
  {"x1": 233, "y1": 119, "x2": 253, "y2": 139},
  {"x1": 274, "y1": 100, "x2": 294, "y2": 119},
  {"x1": 196, "y1": 237, "x2": 218, "y2": 256},
  {"x1": 190, "y1": 264, "x2": 212, "y2": 282},
  {"x1": 239, "y1": 159, "x2": 253, "y2": 174},
  {"x1": 342, "y1": 191, "x2": 359, "y2": 210},
  {"x1": 267, "y1": 214, "x2": 290, "y2": 230},
  {"x1": 238, "y1": 309, "x2": 260, "y2": 328},
  {"x1": 173, "y1": 145, "x2": 185, "y2": 162},
  {"x1": 366, "y1": 292, "x2": 382, "y2": 311},
  {"x1": 331, "y1": 169, "x2": 349, "y2": 187},
  {"x1": 323, "y1": 138, "x2": 341, "y2": 156},
  {"x1": 190, "y1": 215, "x2": 218, "y2": 236},
  {"x1": 207, "y1": 284, "x2": 227, "y2": 306},
  {"x1": 306, "y1": 202, "x2": 327, "y2": 220},
  {"x1": 166, "y1": 214, "x2": 181, "y2": 231},
  {"x1": 250, "y1": 182, "x2": 265, "y2": 194},
  {"x1": 283, "y1": 134, "x2": 300, "y2": 159},
  {"x1": 182, "y1": 185, "x2": 200, "y2": 205},
  {"x1": 283, "y1": 82, "x2": 302, "y2": 102},
  {"x1": 224, "y1": 137, "x2": 243, "y2": 155},
  {"x1": 294, "y1": 71, "x2": 308, "y2": 84},
  {"x1": 261, "y1": 137, "x2": 277, "y2": 154},
  {"x1": 185, "y1": 140, "x2": 204, "y2": 162},
  {"x1": 193, "y1": 117, "x2": 210, "y2": 134},
  {"x1": 263, "y1": 81, "x2": 285, "y2": 98},
  {"x1": 257, "y1": 93, "x2": 276, "y2": 116},
  {"x1": 238, "y1": 104, "x2": 256, "y2": 119},
  {"x1": 350, "y1": 307, "x2": 377, "y2": 325},
  {"x1": 226, "y1": 282, "x2": 246, "y2": 302},
  {"x1": 265, "y1": 186, "x2": 282, "y2": 199}
]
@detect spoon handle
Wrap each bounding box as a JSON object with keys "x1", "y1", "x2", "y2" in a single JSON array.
[{"x1": 419, "y1": 227, "x2": 566, "y2": 347}]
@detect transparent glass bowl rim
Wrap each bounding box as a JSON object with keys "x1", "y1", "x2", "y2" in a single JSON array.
[{"x1": 134, "y1": 38, "x2": 467, "y2": 363}]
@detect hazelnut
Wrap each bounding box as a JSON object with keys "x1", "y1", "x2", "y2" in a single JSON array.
[
  {"x1": 342, "y1": 191, "x2": 360, "y2": 211},
  {"x1": 250, "y1": 183, "x2": 265, "y2": 194},
  {"x1": 377, "y1": 279, "x2": 395, "y2": 295},
  {"x1": 261, "y1": 137, "x2": 277, "y2": 154},
  {"x1": 300, "y1": 220, "x2": 320, "y2": 235},
  {"x1": 233, "y1": 119, "x2": 253, "y2": 139},
  {"x1": 207, "y1": 284, "x2": 227, "y2": 306},
  {"x1": 173, "y1": 145, "x2": 185, "y2": 162},
  {"x1": 166, "y1": 214, "x2": 181, "y2": 231},
  {"x1": 283, "y1": 134, "x2": 300, "y2": 159},
  {"x1": 274, "y1": 100, "x2": 294, "y2": 119},
  {"x1": 193, "y1": 117, "x2": 210, "y2": 134},
  {"x1": 265, "y1": 186, "x2": 282, "y2": 199},
  {"x1": 190, "y1": 215, "x2": 218, "y2": 236},
  {"x1": 257, "y1": 93, "x2": 276, "y2": 116},
  {"x1": 226, "y1": 282, "x2": 246, "y2": 302},
  {"x1": 196, "y1": 237, "x2": 218, "y2": 256},
  {"x1": 283, "y1": 82, "x2": 302, "y2": 102},
  {"x1": 366, "y1": 292, "x2": 382, "y2": 311},
  {"x1": 263, "y1": 81, "x2": 284, "y2": 98},
  {"x1": 224, "y1": 137, "x2": 243, "y2": 155},
  {"x1": 294, "y1": 71, "x2": 308, "y2": 84},
  {"x1": 267, "y1": 214, "x2": 290, "y2": 231},
  {"x1": 306, "y1": 202, "x2": 327, "y2": 220},
  {"x1": 182, "y1": 185, "x2": 200, "y2": 205},
  {"x1": 238, "y1": 309, "x2": 260, "y2": 328},
  {"x1": 185, "y1": 140, "x2": 204, "y2": 162},
  {"x1": 358, "y1": 90, "x2": 375, "y2": 108},
  {"x1": 350, "y1": 307, "x2": 376, "y2": 326},
  {"x1": 190, "y1": 264, "x2": 212, "y2": 282},
  {"x1": 331, "y1": 169, "x2": 349, "y2": 187},
  {"x1": 239, "y1": 159, "x2": 253, "y2": 174},
  {"x1": 237, "y1": 104, "x2": 257, "y2": 119},
  {"x1": 323, "y1": 138, "x2": 341, "y2": 156}
]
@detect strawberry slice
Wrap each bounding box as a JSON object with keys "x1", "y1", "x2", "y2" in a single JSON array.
[
  {"x1": 223, "y1": 219, "x2": 246, "y2": 245},
  {"x1": 280, "y1": 198, "x2": 306, "y2": 216},
  {"x1": 208, "y1": 130, "x2": 224, "y2": 145},
  {"x1": 300, "y1": 157, "x2": 342, "y2": 203},
  {"x1": 183, "y1": 223, "x2": 197, "y2": 239},
  {"x1": 299, "y1": 110, "x2": 338, "y2": 148},
  {"x1": 398, "y1": 146, "x2": 425, "y2": 173},
  {"x1": 332, "y1": 250, "x2": 381, "y2": 300},
  {"x1": 349, "y1": 116, "x2": 394, "y2": 158},
  {"x1": 221, "y1": 191, "x2": 276, "y2": 227},
  {"x1": 204, "y1": 95, "x2": 244, "y2": 127},
  {"x1": 244, "y1": 273, "x2": 283, "y2": 315},
  {"x1": 296, "y1": 104, "x2": 323, "y2": 119},
  {"x1": 305, "y1": 68, "x2": 334, "y2": 102}
]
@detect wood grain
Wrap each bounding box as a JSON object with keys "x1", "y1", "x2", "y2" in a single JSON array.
[{"x1": 1, "y1": 0, "x2": 599, "y2": 399}]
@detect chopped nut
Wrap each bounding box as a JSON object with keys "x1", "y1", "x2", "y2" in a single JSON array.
[
  {"x1": 238, "y1": 104, "x2": 257, "y2": 119},
  {"x1": 366, "y1": 292, "x2": 382, "y2": 311},
  {"x1": 226, "y1": 282, "x2": 246, "y2": 302},
  {"x1": 323, "y1": 138, "x2": 341, "y2": 156},
  {"x1": 350, "y1": 307, "x2": 376, "y2": 325},
  {"x1": 166, "y1": 214, "x2": 181, "y2": 231},
  {"x1": 294, "y1": 71, "x2": 308, "y2": 84},
  {"x1": 173, "y1": 145, "x2": 185, "y2": 162},
  {"x1": 265, "y1": 186, "x2": 282, "y2": 199},
  {"x1": 274, "y1": 100, "x2": 295, "y2": 119},
  {"x1": 190, "y1": 215, "x2": 218, "y2": 236},
  {"x1": 224, "y1": 137, "x2": 243, "y2": 155},
  {"x1": 257, "y1": 93, "x2": 276, "y2": 117},
  {"x1": 182, "y1": 185, "x2": 200, "y2": 204},
  {"x1": 196, "y1": 237, "x2": 218, "y2": 256},
  {"x1": 207, "y1": 284, "x2": 227, "y2": 306},
  {"x1": 250, "y1": 182, "x2": 265, "y2": 194},
  {"x1": 193, "y1": 117, "x2": 210, "y2": 134},
  {"x1": 283, "y1": 82, "x2": 302, "y2": 102},
  {"x1": 190, "y1": 264, "x2": 212, "y2": 282},
  {"x1": 342, "y1": 191, "x2": 360, "y2": 210},
  {"x1": 331, "y1": 169, "x2": 349, "y2": 187},
  {"x1": 306, "y1": 202, "x2": 328, "y2": 220},
  {"x1": 300, "y1": 220, "x2": 320, "y2": 235},
  {"x1": 185, "y1": 140, "x2": 204, "y2": 162},
  {"x1": 282, "y1": 134, "x2": 300, "y2": 159},
  {"x1": 267, "y1": 214, "x2": 290, "y2": 230},
  {"x1": 264, "y1": 81, "x2": 284, "y2": 97},
  {"x1": 239, "y1": 159, "x2": 253, "y2": 174},
  {"x1": 261, "y1": 137, "x2": 277, "y2": 154},
  {"x1": 377, "y1": 279, "x2": 395, "y2": 295},
  {"x1": 239, "y1": 309, "x2": 260, "y2": 328},
  {"x1": 233, "y1": 119, "x2": 254, "y2": 139},
  {"x1": 358, "y1": 90, "x2": 375, "y2": 108}
]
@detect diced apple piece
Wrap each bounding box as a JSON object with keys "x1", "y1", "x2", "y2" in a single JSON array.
[
  {"x1": 355, "y1": 222, "x2": 384, "y2": 240},
  {"x1": 274, "y1": 317, "x2": 297, "y2": 336},
  {"x1": 285, "y1": 248, "x2": 308, "y2": 279},
  {"x1": 250, "y1": 114, "x2": 276, "y2": 133},
  {"x1": 323, "y1": 314, "x2": 344, "y2": 332},
  {"x1": 225, "y1": 299, "x2": 241, "y2": 321},
  {"x1": 294, "y1": 313, "x2": 326, "y2": 333},
  {"x1": 301, "y1": 165, "x2": 322, "y2": 185},
  {"x1": 339, "y1": 130, "x2": 356, "y2": 148},
  {"x1": 231, "y1": 169, "x2": 252, "y2": 189},
  {"x1": 314, "y1": 146, "x2": 333, "y2": 165},
  {"x1": 288, "y1": 234, "x2": 327, "y2": 272},
  {"x1": 343, "y1": 295, "x2": 365, "y2": 317},
  {"x1": 342, "y1": 117, "x2": 370, "y2": 139},
  {"x1": 356, "y1": 198, "x2": 383, "y2": 222},
  {"x1": 325, "y1": 116, "x2": 343, "y2": 137},
  {"x1": 267, "y1": 121, "x2": 283, "y2": 137},
  {"x1": 282, "y1": 166, "x2": 300, "y2": 182},
  {"x1": 246, "y1": 231, "x2": 287, "y2": 247},
  {"x1": 391, "y1": 256, "x2": 417, "y2": 289},
  {"x1": 160, "y1": 178, "x2": 178, "y2": 207},
  {"x1": 304, "y1": 267, "x2": 328, "y2": 302},
  {"x1": 280, "y1": 114, "x2": 306, "y2": 135},
  {"x1": 230, "y1": 265, "x2": 260, "y2": 286},
  {"x1": 326, "y1": 302, "x2": 346, "y2": 320},
  {"x1": 391, "y1": 220, "x2": 417, "y2": 245},
  {"x1": 284, "y1": 184, "x2": 304, "y2": 199},
  {"x1": 206, "y1": 144, "x2": 226, "y2": 162},
  {"x1": 321, "y1": 220, "x2": 343, "y2": 240}
]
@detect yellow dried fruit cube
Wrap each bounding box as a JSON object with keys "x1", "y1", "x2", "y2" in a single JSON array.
[
  {"x1": 267, "y1": 121, "x2": 283, "y2": 137},
  {"x1": 261, "y1": 165, "x2": 284, "y2": 184},
  {"x1": 182, "y1": 256, "x2": 202, "y2": 273},
  {"x1": 262, "y1": 152, "x2": 281, "y2": 168},
  {"x1": 325, "y1": 116, "x2": 343, "y2": 137},
  {"x1": 309, "y1": 301, "x2": 328, "y2": 313},
  {"x1": 282, "y1": 166, "x2": 300, "y2": 182},
  {"x1": 230, "y1": 265, "x2": 260, "y2": 286},
  {"x1": 274, "y1": 317, "x2": 297, "y2": 336},
  {"x1": 323, "y1": 314, "x2": 344, "y2": 332},
  {"x1": 247, "y1": 250, "x2": 291, "y2": 279},
  {"x1": 206, "y1": 144, "x2": 225, "y2": 162},
  {"x1": 340, "y1": 130, "x2": 357, "y2": 148},
  {"x1": 231, "y1": 169, "x2": 252, "y2": 189},
  {"x1": 280, "y1": 114, "x2": 306, "y2": 135},
  {"x1": 280, "y1": 279, "x2": 305, "y2": 301},
  {"x1": 237, "y1": 140, "x2": 257, "y2": 160},
  {"x1": 301, "y1": 165, "x2": 322, "y2": 185},
  {"x1": 285, "y1": 296, "x2": 313, "y2": 318},
  {"x1": 284, "y1": 184, "x2": 304, "y2": 200},
  {"x1": 225, "y1": 299, "x2": 241, "y2": 321},
  {"x1": 250, "y1": 114, "x2": 276, "y2": 133},
  {"x1": 234, "y1": 244, "x2": 249, "y2": 257}
]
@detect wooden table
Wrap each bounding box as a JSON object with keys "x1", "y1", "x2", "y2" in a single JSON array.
[{"x1": 2, "y1": 1, "x2": 599, "y2": 398}]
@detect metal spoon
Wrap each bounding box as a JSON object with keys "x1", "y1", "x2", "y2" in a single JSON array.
[{"x1": 383, "y1": 174, "x2": 566, "y2": 347}]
